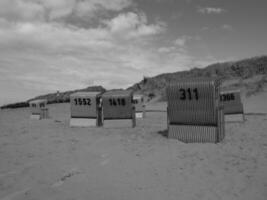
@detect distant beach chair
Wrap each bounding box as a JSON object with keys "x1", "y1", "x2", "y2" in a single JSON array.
[
  {"x1": 133, "y1": 94, "x2": 146, "y2": 119},
  {"x1": 102, "y1": 90, "x2": 136, "y2": 128},
  {"x1": 69, "y1": 91, "x2": 103, "y2": 127},
  {"x1": 29, "y1": 99, "x2": 48, "y2": 120},
  {"x1": 220, "y1": 89, "x2": 245, "y2": 122}
]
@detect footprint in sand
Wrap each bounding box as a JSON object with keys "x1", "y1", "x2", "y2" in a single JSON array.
[{"x1": 51, "y1": 168, "x2": 82, "y2": 187}]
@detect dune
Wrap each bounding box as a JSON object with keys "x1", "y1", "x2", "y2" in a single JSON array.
[{"x1": 0, "y1": 92, "x2": 266, "y2": 200}]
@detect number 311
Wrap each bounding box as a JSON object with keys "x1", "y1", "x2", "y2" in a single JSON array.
[{"x1": 179, "y1": 88, "x2": 199, "y2": 100}]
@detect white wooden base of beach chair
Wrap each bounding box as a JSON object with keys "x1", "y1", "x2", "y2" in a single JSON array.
[
  {"x1": 30, "y1": 114, "x2": 41, "y2": 120},
  {"x1": 135, "y1": 112, "x2": 144, "y2": 119},
  {"x1": 103, "y1": 119, "x2": 134, "y2": 128},
  {"x1": 70, "y1": 118, "x2": 97, "y2": 127},
  {"x1": 224, "y1": 114, "x2": 244, "y2": 122}
]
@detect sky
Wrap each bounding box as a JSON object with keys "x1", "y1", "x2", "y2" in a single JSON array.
[{"x1": 0, "y1": 0, "x2": 267, "y2": 106}]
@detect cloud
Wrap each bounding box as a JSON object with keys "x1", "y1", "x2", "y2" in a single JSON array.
[
  {"x1": 104, "y1": 12, "x2": 165, "y2": 39},
  {"x1": 158, "y1": 35, "x2": 196, "y2": 54},
  {"x1": 0, "y1": 11, "x2": 207, "y2": 92},
  {"x1": 221, "y1": 24, "x2": 233, "y2": 31},
  {"x1": 0, "y1": 10, "x2": 167, "y2": 98},
  {"x1": 197, "y1": 7, "x2": 226, "y2": 14},
  {"x1": 0, "y1": 0, "x2": 133, "y2": 23},
  {"x1": 200, "y1": 26, "x2": 209, "y2": 31},
  {"x1": 158, "y1": 46, "x2": 176, "y2": 53},
  {"x1": 174, "y1": 35, "x2": 193, "y2": 47},
  {"x1": 0, "y1": 1, "x2": 214, "y2": 105},
  {"x1": 174, "y1": 35, "x2": 202, "y2": 48}
]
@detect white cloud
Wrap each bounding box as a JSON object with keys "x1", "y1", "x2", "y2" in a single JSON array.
[
  {"x1": 200, "y1": 26, "x2": 209, "y2": 31},
  {"x1": 0, "y1": 10, "x2": 167, "y2": 102},
  {"x1": 198, "y1": 7, "x2": 226, "y2": 14},
  {"x1": 174, "y1": 38, "x2": 186, "y2": 46},
  {"x1": 0, "y1": 1, "x2": 214, "y2": 105},
  {"x1": 0, "y1": 0, "x2": 133, "y2": 23},
  {"x1": 158, "y1": 46, "x2": 176, "y2": 53},
  {"x1": 104, "y1": 12, "x2": 165, "y2": 39},
  {"x1": 221, "y1": 24, "x2": 233, "y2": 31},
  {"x1": 174, "y1": 35, "x2": 195, "y2": 47},
  {"x1": 0, "y1": 14, "x2": 207, "y2": 93}
]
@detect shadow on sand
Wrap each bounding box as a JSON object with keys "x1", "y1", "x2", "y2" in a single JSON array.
[{"x1": 157, "y1": 129, "x2": 168, "y2": 138}]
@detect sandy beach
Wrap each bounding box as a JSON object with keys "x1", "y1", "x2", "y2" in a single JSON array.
[{"x1": 0, "y1": 97, "x2": 266, "y2": 200}]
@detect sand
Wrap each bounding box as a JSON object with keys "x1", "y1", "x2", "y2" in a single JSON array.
[{"x1": 0, "y1": 98, "x2": 267, "y2": 200}]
